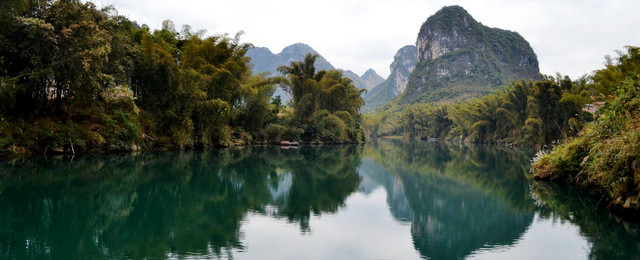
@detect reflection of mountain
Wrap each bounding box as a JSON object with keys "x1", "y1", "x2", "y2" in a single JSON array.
[
  {"x1": 269, "y1": 169, "x2": 292, "y2": 201},
  {"x1": 365, "y1": 139, "x2": 535, "y2": 259},
  {"x1": 0, "y1": 146, "x2": 362, "y2": 259},
  {"x1": 366, "y1": 139, "x2": 640, "y2": 260},
  {"x1": 400, "y1": 170, "x2": 531, "y2": 259},
  {"x1": 3, "y1": 141, "x2": 640, "y2": 259},
  {"x1": 358, "y1": 158, "x2": 413, "y2": 223}
]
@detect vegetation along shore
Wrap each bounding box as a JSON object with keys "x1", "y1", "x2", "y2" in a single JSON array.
[
  {"x1": 0, "y1": 1, "x2": 365, "y2": 156},
  {"x1": 1, "y1": 1, "x2": 640, "y2": 218}
]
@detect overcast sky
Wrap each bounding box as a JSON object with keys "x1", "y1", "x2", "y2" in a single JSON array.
[{"x1": 91, "y1": 0, "x2": 640, "y2": 79}]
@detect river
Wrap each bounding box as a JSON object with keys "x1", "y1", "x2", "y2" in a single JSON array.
[{"x1": 0, "y1": 140, "x2": 638, "y2": 259}]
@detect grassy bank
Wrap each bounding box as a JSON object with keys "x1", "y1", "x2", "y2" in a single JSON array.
[{"x1": 532, "y1": 46, "x2": 640, "y2": 215}]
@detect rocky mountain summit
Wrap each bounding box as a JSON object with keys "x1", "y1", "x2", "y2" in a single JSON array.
[
  {"x1": 362, "y1": 69, "x2": 385, "y2": 89},
  {"x1": 363, "y1": 45, "x2": 418, "y2": 112},
  {"x1": 399, "y1": 5, "x2": 540, "y2": 105},
  {"x1": 340, "y1": 69, "x2": 384, "y2": 91},
  {"x1": 246, "y1": 43, "x2": 335, "y2": 75},
  {"x1": 246, "y1": 43, "x2": 382, "y2": 101}
]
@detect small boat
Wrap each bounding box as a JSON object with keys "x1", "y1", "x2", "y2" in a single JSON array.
[{"x1": 280, "y1": 141, "x2": 299, "y2": 146}]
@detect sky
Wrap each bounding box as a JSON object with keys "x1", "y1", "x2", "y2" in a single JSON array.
[{"x1": 90, "y1": 0, "x2": 640, "y2": 79}]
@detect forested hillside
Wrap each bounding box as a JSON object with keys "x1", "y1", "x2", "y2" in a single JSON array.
[
  {"x1": 0, "y1": 0, "x2": 365, "y2": 154},
  {"x1": 366, "y1": 74, "x2": 594, "y2": 146}
]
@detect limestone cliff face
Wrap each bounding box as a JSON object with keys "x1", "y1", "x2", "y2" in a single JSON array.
[
  {"x1": 416, "y1": 6, "x2": 479, "y2": 62},
  {"x1": 389, "y1": 45, "x2": 419, "y2": 95},
  {"x1": 400, "y1": 5, "x2": 540, "y2": 105},
  {"x1": 363, "y1": 45, "x2": 418, "y2": 113}
]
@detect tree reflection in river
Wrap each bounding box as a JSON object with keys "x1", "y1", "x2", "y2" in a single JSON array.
[
  {"x1": 365, "y1": 139, "x2": 640, "y2": 260},
  {"x1": 1, "y1": 141, "x2": 640, "y2": 259},
  {"x1": 0, "y1": 146, "x2": 362, "y2": 259}
]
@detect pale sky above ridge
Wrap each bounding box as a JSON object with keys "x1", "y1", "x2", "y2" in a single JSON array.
[{"x1": 91, "y1": 0, "x2": 640, "y2": 79}]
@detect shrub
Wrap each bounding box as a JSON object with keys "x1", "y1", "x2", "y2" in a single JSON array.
[
  {"x1": 265, "y1": 124, "x2": 285, "y2": 142},
  {"x1": 317, "y1": 114, "x2": 348, "y2": 143}
]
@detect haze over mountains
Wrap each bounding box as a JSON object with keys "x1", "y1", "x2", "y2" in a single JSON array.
[
  {"x1": 363, "y1": 45, "x2": 418, "y2": 113},
  {"x1": 365, "y1": 5, "x2": 540, "y2": 112},
  {"x1": 247, "y1": 43, "x2": 335, "y2": 74},
  {"x1": 246, "y1": 43, "x2": 384, "y2": 101},
  {"x1": 341, "y1": 68, "x2": 384, "y2": 91},
  {"x1": 248, "y1": 5, "x2": 540, "y2": 113}
]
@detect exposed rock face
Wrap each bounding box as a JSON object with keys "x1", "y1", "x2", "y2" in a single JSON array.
[
  {"x1": 389, "y1": 46, "x2": 419, "y2": 95},
  {"x1": 400, "y1": 5, "x2": 540, "y2": 105},
  {"x1": 363, "y1": 45, "x2": 418, "y2": 113},
  {"x1": 245, "y1": 47, "x2": 277, "y2": 74},
  {"x1": 416, "y1": 6, "x2": 476, "y2": 62}
]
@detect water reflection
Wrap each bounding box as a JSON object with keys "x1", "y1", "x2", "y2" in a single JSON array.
[
  {"x1": 358, "y1": 158, "x2": 413, "y2": 223},
  {"x1": 531, "y1": 182, "x2": 640, "y2": 259},
  {"x1": 0, "y1": 146, "x2": 363, "y2": 259},
  {"x1": 365, "y1": 139, "x2": 640, "y2": 260},
  {"x1": 365, "y1": 140, "x2": 535, "y2": 259},
  {"x1": 1, "y1": 141, "x2": 639, "y2": 259}
]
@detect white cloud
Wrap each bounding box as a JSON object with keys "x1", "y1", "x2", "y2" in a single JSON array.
[{"x1": 92, "y1": 0, "x2": 640, "y2": 79}]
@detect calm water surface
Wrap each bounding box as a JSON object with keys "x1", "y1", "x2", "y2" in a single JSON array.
[{"x1": 0, "y1": 140, "x2": 638, "y2": 259}]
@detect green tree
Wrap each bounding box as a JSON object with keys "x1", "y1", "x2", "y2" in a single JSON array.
[{"x1": 277, "y1": 53, "x2": 365, "y2": 143}]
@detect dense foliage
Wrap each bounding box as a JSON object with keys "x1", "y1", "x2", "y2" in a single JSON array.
[
  {"x1": 277, "y1": 54, "x2": 365, "y2": 143},
  {"x1": 0, "y1": 0, "x2": 364, "y2": 154},
  {"x1": 366, "y1": 75, "x2": 594, "y2": 146},
  {"x1": 533, "y1": 46, "x2": 640, "y2": 212}
]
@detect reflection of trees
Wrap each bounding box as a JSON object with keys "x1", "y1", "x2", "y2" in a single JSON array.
[
  {"x1": 367, "y1": 139, "x2": 640, "y2": 259},
  {"x1": 532, "y1": 182, "x2": 640, "y2": 260},
  {"x1": 365, "y1": 139, "x2": 535, "y2": 259},
  {"x1": 0, "y1": 146, "x2": 362, "y2": 259},
  {"x1": 274, "y1": 146, "x2": 363, "y2": 231},
  {"x1": 366, "y1": 140, "x2": 537, "y2": 213}
]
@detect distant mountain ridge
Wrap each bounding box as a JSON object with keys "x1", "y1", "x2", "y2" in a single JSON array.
[
  {"x1": 247, "y1": 43, "x2": 335, "y2": 74},
  {"x1": 397, "y1": 5, "x2": 540, "y2": 105},
  {"x1": 339, "y1": 69, "x2": 384, "y2": 91},
  {"x1": 362, "y1": 69, "x2": 385, "y2": 89},
  {"x1": 363, "y1": 45, "x2": 418, "y2": 112},
  {"x1": 246, "y1": 43, "x2": 384, "y2": 101}
]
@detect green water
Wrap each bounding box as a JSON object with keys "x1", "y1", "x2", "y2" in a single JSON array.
[{"x1": 0, "y1": 140, "x2": 638, "y2": 259}]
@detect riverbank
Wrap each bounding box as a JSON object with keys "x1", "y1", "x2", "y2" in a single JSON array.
[
  {"x1": 531, "y1": 47, "x2": 640, "y2": 217},
  {"x1": 0, "y1": 121, "x2": 364, "y2": 157},
  {"x1": 532, "y1": 103, "x2": 640, "y2": 217}
]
